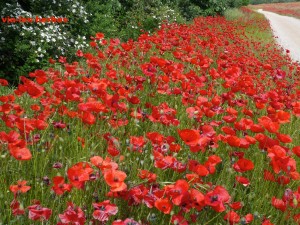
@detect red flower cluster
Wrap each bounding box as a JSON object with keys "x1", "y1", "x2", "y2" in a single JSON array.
[{"x1": 2, "y1": 7, "x2": 300, "y2": 224}]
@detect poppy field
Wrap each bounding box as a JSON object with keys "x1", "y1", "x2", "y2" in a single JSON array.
[
  {"x1": 1, "y1": 7, "x2": 300, "y2": 225},
  {"x1": 251, "y1": 2, "x2": 300, "y2": 19}
]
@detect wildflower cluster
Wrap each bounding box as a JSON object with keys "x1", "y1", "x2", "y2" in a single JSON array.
[{"x1": 1, "y1": 6, "x2": 300, "y2": 225}]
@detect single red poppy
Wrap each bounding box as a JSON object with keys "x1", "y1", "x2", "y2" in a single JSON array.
[
  {"x1": 171, "y1": 213, "x2": 188, "y2": 225},
  {"x1": 293, "y1": 146, "x2": 300, "y2": 157},
  {"x1": 235, "y1": 176, "x2": 250, "y2": 186},
  {"x1": 271, "y1": 197, "x2": 287, "y2": 211},
  {"x1": 104, "y1": 169, "x2": 127, "y2": 192},
  {"x1": 10, "y1": 180, "x2": 31, "y2": 196},
  {"x1": 233, "y1": 158, "x2": 254, "y2": 172},
  {"x1": 224, "y1": 211, "x2": 240, "y2": 225},
  {"x1": 178, "y1": 129, "x2": 200, "y2": 146},
  {"x1": 58, "y1": 202, "x2": 85, "y2": 225},
  {"x1": 204, "y1": 186, "x2": 231, "y2": 212},
  {"x1": 154, "y1": 198, "x2": 173, "y2": 214},
  {"x1": 226, "y1": 135, "x2": 241, "y2": 147},
  {"x1": 93, "y1": 200, "x2": 118, "y2": 222},
  {"x1": 67, "y1": 162, "x2": 93, "y2": 189},
  {"x1": 112, "y1": 218, "x2": 141, "y2": 225},
  {"x1": 28, "y1": 204, "x2": 52, "y2": 221},
  {"x1": 51, "y1": 176, "x2": 72, "y2": 195}
]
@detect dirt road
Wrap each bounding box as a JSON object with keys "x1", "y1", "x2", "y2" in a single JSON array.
[{"x1": 258, "y1": 9, "x2": 300, "y2": 63}]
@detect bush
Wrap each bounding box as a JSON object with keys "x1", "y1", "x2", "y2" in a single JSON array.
[
  {"x1": 0, "y1": 0, "x2": 89, "y2": 85},
  {"x1": 224, "y1": 8, "x2": 246, "y2": 20},
  {"x1": 119, "y1": 2, "x2": 185, "y2": 40}
]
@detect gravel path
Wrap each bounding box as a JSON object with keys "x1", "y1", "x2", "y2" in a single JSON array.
[{"x1": 258, "y1": 9, "x2": 300, "y2": 63}]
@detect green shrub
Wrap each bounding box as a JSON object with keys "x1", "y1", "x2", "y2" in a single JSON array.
[
  {"x1": 224, "y1": 8, "x2": 246, "y2": 20},
  {"x1": 0, "y1": 0, "x2": 89, "y2": 85}
]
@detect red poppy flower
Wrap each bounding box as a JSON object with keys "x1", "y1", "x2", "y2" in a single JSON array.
[
  {"x1": 90, "y1": 156, "x2": 104, "y2": 169},
  {"x1": 229, "y1": 201, "x2": 243, "y2": 210},
  {"x1": 112, "y1": 218, "x2": 141, "y2": 225},
  {"x1": 204, "y1": 186, "x2": 231, "y2": 212},
  {"x1": 0, "y1": 78, "x2": 9, "y2": 86},
  {"x1": 250, "y1": 124, "x2": 265, "y2": 133},
  {"x1": 178, "y1": 129, "x2": 200, "y2": 146},
  {"x1": 205, "y1": 155, "x2": 222, "y2": 168},
  {"x1": 222, "y1": 126, "x2": 236, "y2": 135},
  {"x1": 8, "y1": 142, "x2": 32, "y2": 161},
  {"x1": 67, "y1": 162, "x2": 93, "y2": 189},
  {"x1": 48, "y1": 57, "x2": 56, "y2": 64},
  {"x1": 19, "y1": 76, "x2": 44, "y2": 98},
  {"x1": 276, "y1": 175, "x2": 290, "y2": 185},
  {"x1": 190, "y1": 188, "x2": 205, "y2": 210},
  {"x1": 166, "y1": 179, "x2": 189, "y2": 206},
  {"x1": 233, "y1": 158, "x2": 254, "y2": 172},
  {"x1": 93, "y1": 200, "x2": 118, "y2": 222},
  {"x1": 258, "y1": 116, "x2": 280, "y2": 133},
  {"x1": 91, "y1": 156, "x2": 118, "y2": 172},
  {"x1": 276, "y1": 133, "x2": 292, "y2": 143},
  {"x1": 58, "y1": 202, "x2": 85, "y2": 225},
  {"x1": 128, "y1": 96, "x2": 140, "y2": 104},
  {"x1": 10, "y1": 199, "x2": 25, "y2": 216},
  {"x1": 271, "y1": 197, "x2": 287, "y2": 211},
  {"x1": 223, "y1": 115, "x2": 237, "y2": 123},
  {"x1": 78, "y1": 101, "x2": 106, "y2": 113},
  {"x1": 95, "y1": 32, "x2": 104, "y2": 40},
  {"x1": 108, "y1": 144, "x2": 120, "y2": 157},
  {"x1": 264, "y1": 170, "x2": 276, "y2": 182},
  {"x1": 104, "y1": 169, "x2": 127, "y2": 192},
  {"x1": 243, "y1": 214, "x2": 253, "y2": 224},
  {"x1": 276, "y1": 110, "x2": 290, "y2": 123},
  {"x1": 29, "y1": 70, "x2": 48, "y2": 84},
  {"x1": 146, "y1": 132, "x2": 164, "y2": 144},
  {"x1": 28, "y1": 204, "x2": 52, "y2": 221},
  {"x1": 90, "y1": 41, "x2": 97, "y2": 48},
  {"x1": 59, "y1": 56, "x2": 66, "y2": 63},
  {"x1": 262, "y1": 219, "x2": 274, "y2": 225},
  {"x1": 51, "y1": 176, "x2": 72, "y2": 195},
  {"x1": 76, "y1": 50, "x2": 84, "y2": 57},
  {"x1": 80, "y1": 111, "x2": 96, "y2": 125},
  {"x1": 224, "y1": 211, "x2": 240, "y2": 225},
  {"x1": 155, "y1": 198, "x2": 173, "y2": 214},
  {"x1": 186, "y1": 173, "x2": 202, "y2": 184},
  {"x1": 226, "y1": 135, "x2": 241, "y2": 147},
  {"x1": 138, "y1": 170, "x2": 157, "y2": 183},
  {"x1": 293, "y1": 146, "x2": 300, "y2": 157},
  {"x1": 171, "y1": 214, "x2": 188, "y2": 225},
  {"x1": 129, "y1": 136, "x2": 146, "y2": 152},
  {"x1": 10, "y1": 180, "x2": 31, "y2": 196},
  {"x1": 195, "y1": 164, "x2": 209, "y2": 177},
  {"x1": 234, "y1": 118, "x2": 253, "y2": 130},
  {"x1": 0, "y1": 131, "x2": 19, "y2": 143},
  {"x1": 235, "y1": 176, "x2": 250, "y2": 186}
]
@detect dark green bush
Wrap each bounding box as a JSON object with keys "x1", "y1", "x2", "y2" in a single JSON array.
[{"x1": 0, "y1": 0, "x2": 89, "y2": 85}]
